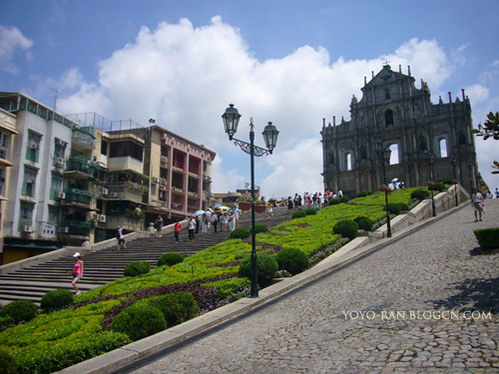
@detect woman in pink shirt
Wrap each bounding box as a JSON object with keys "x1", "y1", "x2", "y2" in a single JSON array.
[{"x1": 71, "y1": 252, "x2": 84, "y2": 295}]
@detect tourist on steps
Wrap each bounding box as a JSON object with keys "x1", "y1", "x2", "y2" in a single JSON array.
[{"x1": 71, "y1": 252, "x2": 84, "y2": 295}]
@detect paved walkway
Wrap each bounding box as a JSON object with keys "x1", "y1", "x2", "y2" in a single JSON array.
[{"x1": 124, "y1": 199, "x2": 498, "y2": 374}]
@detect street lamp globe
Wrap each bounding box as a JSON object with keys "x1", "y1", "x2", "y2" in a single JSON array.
[
  {"x1": 372, "y1": 137, "x2": 383, "y2": 153},
  {"x1": 383, "y1": 147, "x2": 391, "y2": 164},
  {"x1": 222, "y1": 104, "x2": 241, "y2": 140},
  {"x1": 262, "y1": 122, "x2": 279, "y2": 154}
]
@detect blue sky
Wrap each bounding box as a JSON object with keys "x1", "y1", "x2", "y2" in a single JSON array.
[{"x1": 2, "y1": 0, "x2": 499, "y2": 197}]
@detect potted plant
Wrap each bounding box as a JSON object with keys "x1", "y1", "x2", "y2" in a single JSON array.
[
  {"x1": 238, "y1": 197, "x2": 253, "y2": 211},
  {"x1": 255, "y1": 200, "x2": 267, "y2": 213}
]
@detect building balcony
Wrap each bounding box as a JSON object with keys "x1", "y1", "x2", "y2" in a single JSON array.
[
  {"x1": 72, "y1": 127, "x2": 96, "y2": 151},
  {"x1": 64, "y1": 156, "x2": 102, "y2": 180},
  {"x1": 62, "y1": 188, "x2": 97, "y2": 207},
  {"x1": 107, "y1": 156, "x2": 143, "y2": 174}
]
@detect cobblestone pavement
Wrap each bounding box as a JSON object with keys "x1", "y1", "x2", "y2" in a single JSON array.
[{"x1": 130, "y1": 200, "x2": 499, "y2": 373}]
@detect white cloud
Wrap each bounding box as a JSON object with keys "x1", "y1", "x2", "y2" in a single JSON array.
[
  {"x1": 464, "y1": 84, "x2": 490, "y2": 104},
  {"x1": 0, "y1": 25, "x2": 33, "y2": 74},
  {"x1": 261, "y1": 138, "x2": 323, "y2": 198},
  {"x1": 57, "y1": 18, "x2": 459, "y2": 197}
]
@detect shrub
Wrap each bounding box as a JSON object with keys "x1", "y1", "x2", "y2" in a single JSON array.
[
  {"x1": 111, "y1": 304, "x2": 166, "y2": 341},
  {"x1": 276, "y1": 247, "x2": 309, "y2": 275},
  {"x1": 157, "y1": 252, "x2": 184, "y2": 267},
  {"x1": 251, "y1": 224, "x2": 269, "y2": 234},
  {"x1": 333, "y1": 219, "x2": 358, "y2": 240},
  {"x1": 329, "y1": 196, "x2": 348, "y2": 205},
  {"x1": 384, "y1": 202, "x2": 409, "y2": 215},
  {"x1": 0, "y1": 300, "x2": 37, "y2": 324},
  {"x1": 0, "y1": 316, "x2": 13, "y2": 332},
  {"x1": 229, "y1": 227, "x2": 250, "y2": 239},
  {"x1": 0, "y1": 350, "x2": 16, "y2": 374},
  {"x1": 155, "y1": 292, "x2": 198, "y2": 327},
  {"x1": 434, "y1": 182, "x2": 446, "y2": 191},
  {"x1": 473, "y1": 228, "x2": 499, "y2": 250},
  {"x1": 411, "y1": 189, "x2": 430, "y2": 200},
  {"x1": 292, "y1": 210, "x2": 307, "y2": 219},
  {"x1": 354, "y1": 216, "x2": 374, "y2": 231},
  {"x1": 305, "y1": 208, "x2": 317, "y2": 215},
  {"x1": 238, "y1": 252, "x2": 278, "y2": 288},
  {"x1": 40, "y1": 289, "x2": 73, "y2": 312},
  {"x1": 356, "y1": 191, "x2": 373, "y2": 198},
  {"x1": 124, "y1": 261, "x2": 150, "y2": 277}
]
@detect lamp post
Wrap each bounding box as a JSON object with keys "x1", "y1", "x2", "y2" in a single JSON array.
[
  {"x1": 222, "y1": 104, "x2": 279, "y2": 298},
  {"x1": 450, "y1": 158, "x2": 459, "y2": 207},
  {"x1": 372, "y1": 138, "x2": 392, "y2": 238},
  {"x1": 424, "y1": 151, "x2": 436, "y2": 216}
]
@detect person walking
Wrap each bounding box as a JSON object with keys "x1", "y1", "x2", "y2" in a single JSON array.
[
  {"x1": 71, "y1": 252, "x2": 84, "y2": 295},
  {"x1": 471, "y1": 188, "x2": 484, "y2": 222},
  {"x1": 115, "y1": 226, "x2": 126, "y2": 250},
  {"x1": 200, "y1": 214, "x2": 208, "y2": 234},
  {"x1": 174, "y1": 220, "x2": 182, "y2": 243},
  {"x1": 188, "y1": 216, "x2": 196, "y2": 240},
  {"x1": 211, "y1": 212, "x2": 218, "y2": 233},
  {"x1": 155, "y1": 215, "x2": 163, "y2": 237}
]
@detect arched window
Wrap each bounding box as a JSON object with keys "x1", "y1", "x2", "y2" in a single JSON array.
[
  {"x1": 385, "y1": 109, "x2": 394, "y2": 126},
  {"x1": 438, "y1": 138, "x2": 448, "y2": 157},
  {"x1": 345, "y1": 152, "x2": 352, "y2": 171},
  {"x1": 389, "y1": 144, "x2": 399, "y2": 165},
  {"x1": 385, "y1": 89, "x2": 390, "y2": 100}
]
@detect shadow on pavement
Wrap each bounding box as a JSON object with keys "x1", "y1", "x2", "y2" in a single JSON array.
[{"x1": 432, "y1": 277, "x2": 499, "y2": 314}]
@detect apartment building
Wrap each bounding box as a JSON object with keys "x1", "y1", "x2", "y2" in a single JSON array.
[
  {"x1": 0, "y1": 107, "x2": 18, "y2": 262},
  {"x1": 0, "y1": 94, "x2": 216, "y2": 264}
]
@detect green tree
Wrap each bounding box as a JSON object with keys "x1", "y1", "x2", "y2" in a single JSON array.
[{"x1": 472, "y1": 112, "x2": 499, "y2": 174}]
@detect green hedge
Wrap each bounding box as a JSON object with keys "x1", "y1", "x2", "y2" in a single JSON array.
[
  {"x1": 155, "y1": 292, "x2": 198, "y2": 327},
  {"x1": 40, "y1": 289, "x2": 73, "y2": 312},
  {"x1": 158, "y1": 252, "x2": 184, "y2": 267},
  {"x1": 0, "y1": 300, "x2": 38, "y2": 325},
  {"x1": 124, "y1": 261, "x2": 150, "y2": 277},
  {"x1": 333, "y1": 219, "x2": 358, "y2": 240},
  {"x1": 473, "y1": 228, "x2": 499, "y2": 250},
  {"x1": 238, "y1": 253, "x2": 278, "y2": 288},
  {"x1": 292, "y1": 210, "x2": 307, "y2": 219},
  {"x1": 229, "y1": 227, "x2": 250, "y2": 239},
  {"x1": 111, "y1": 305, "x2": 166, "y2": 341},
  {"x1": 276, "y1": 248, "x2": 309, "y2": 275}
]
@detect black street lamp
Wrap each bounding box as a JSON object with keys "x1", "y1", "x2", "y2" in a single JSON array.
[
  {"x1": 424, "y1": 151, "x2": 436, "y2": 217},
  {"x1": 450, "y1": 158, "x2": 459, "y2": 207},
  {"x1": 222, "y1": 104, "x2": 279, "y2": 298},
  {"x1": 372, "y1": 138, "x2": 392, "y2": 238}
]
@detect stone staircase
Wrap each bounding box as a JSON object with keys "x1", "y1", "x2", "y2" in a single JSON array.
[{"x1": 0, "y1": 207, "x2": 293, "y2": 306}]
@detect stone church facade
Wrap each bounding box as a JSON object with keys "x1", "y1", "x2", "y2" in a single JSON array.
[{"x1": 321, "y1": 64, "x2": 481, "y2": 197}]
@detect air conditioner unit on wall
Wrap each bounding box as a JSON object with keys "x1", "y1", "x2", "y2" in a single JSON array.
[
  {"x1": 152, "y1": 177, "x2": 160, "y2": 183},
  {"x1": 23, "y1": 225, "x2": 32, "y2": 232},
  {"x1": 59, "y1": 226, "x2": 69, "y2": 233},
  {"x1": 99, "y1": 214, "x2": 106, "y2": 223},
  {"x1": 109, "y1": 192, "x2": 118, "y2": 198},
  {"x1": 161, "y1": 156, "x2": 167, "y2": 163},
  {"x1": 58, "y1": 191, "x2": 66, "y2": 199},
  {"x1": 99, "y1": 187, "x2": 109, "y2": 195},
  {"x1": 56, "y1": 157, "x2": 64, "y2": 165},
  {"x1": 30, "y1": 143, "x2": 39, "y2": 150}
]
